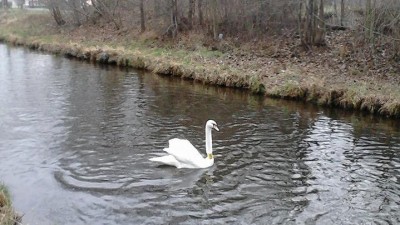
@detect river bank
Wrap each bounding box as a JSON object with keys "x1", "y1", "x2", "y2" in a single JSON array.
[
  {"x1": 1, "y1": 10, "x2": 400, "y2": 118},
  {"x1": 0, "y1": 184, "x2": 20, "y2": 225}
]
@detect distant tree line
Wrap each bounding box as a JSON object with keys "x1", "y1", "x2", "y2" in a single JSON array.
[
  {"x1": 1, "y1": 0, "x2": 37, "y2": 9},
  {"x1": 1, "y1": 0, "x2": 12, "y2": 8},
  {"x1": 42, "y1": 0, "x2": 400, "y2": 51}
]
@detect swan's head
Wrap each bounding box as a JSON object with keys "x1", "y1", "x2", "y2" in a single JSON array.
[{"x1": 206, "y1": 120, "x2": 219, "y2": 131}]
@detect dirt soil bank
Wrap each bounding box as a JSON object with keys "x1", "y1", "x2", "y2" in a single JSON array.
[{"x1": 1, "y1": 10, "x2": 400, "y2": 118}]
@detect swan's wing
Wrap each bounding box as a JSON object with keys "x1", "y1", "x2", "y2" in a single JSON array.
[
  {"x1": 149, "y1": 155, "x2": 181, "y2": 168},
  {"x1": 164, "y1": 138, "x2": 205, "y2": 166}
]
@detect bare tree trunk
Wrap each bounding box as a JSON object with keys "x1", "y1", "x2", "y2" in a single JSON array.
[
  {"x1": 140, "y1": 0, "x2": 145, "y2": 32},
  {"x1": 71, "y1": 0, "x2": 81, "y2": 26},
  {"x1": 298, "y1": 0, "x2": 303, "y2": 44},
  {"x1": 81, "y1": 0, "x2": 90, "y2": 20},
  {"x1": 211, "y1": 0, "x2": 217, "y2": 39},
  {"x1": 46, "y1": 0, "x2": 65, "y2": 25},
  {"x1": 302, "y1": 0, "x2": 314, "y2": 46},
  {"x1": 319, "y1": 0, "x2": 324, "y2": 28},
  {"x1": 365, "y1": 0, "x2": 373, "y2": 42},
  {"x1": 333, "y1": 0, "x2": 338, "y2": 24},
  {"x1": 171, "y1": 0, "x2": 178, "y2": 38},
  {"x1": 315, "y1": 0, "x2": 325, "y2": 45},
  {"x1": 198, "y1": 0, "x2": 203, "y2": 26},
  {"x1": 340, "y1": 0, "x2": 345, "y2": 26},
  {"x1": 2, "y1": 0, "x2": 8, "y2": 9},
  {"x1": 91, "y1": 0, "x2": 121, "y2": 29},
  {"x1": 258, "y1": 0, "x2": 267, "y2": 30},
  {"x1": 51, "y1": 6, "x2": 66, "y2": 25},
  {"x1": 153, "y1": 0, "x2": 160, "y2": 16},
  {"x1": 221, "y1": 0, "x2": 228, "y2": 21},
  {"x1": 302, "y1": 0, "x2": 325, "y2": 47},
  {"x1": 188, "y1": 0, "x2": 195, "y2": 29}
]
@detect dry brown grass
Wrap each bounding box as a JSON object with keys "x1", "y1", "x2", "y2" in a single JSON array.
[
  {"x1": 0, "y1": 184, "x2": 20, "y2": 225},
  {"x1": 380, "y1": 100, "x2": 400, "y2": 116},
  {"x1": 1, "y1": 10, "x2": 400, "y2": 118}
]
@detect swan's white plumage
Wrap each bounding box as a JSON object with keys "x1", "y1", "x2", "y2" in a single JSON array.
[
  {"x1": 164, "y1": 138, "x2": 210, "y2": 168},
  {"x1": 148, "y1": 155, "x2": 180, "y2": 167},
  {"x1": 149, "y1": 120, "x2": 218, "y2": 169}
]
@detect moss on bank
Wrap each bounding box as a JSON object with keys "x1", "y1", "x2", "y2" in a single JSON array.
[
  {"x1": 0, "y1": 184, "x2": 20, "y2": 225},
  {"x1": 1, "y1": 10, "x2": 400, "y2": 118}
]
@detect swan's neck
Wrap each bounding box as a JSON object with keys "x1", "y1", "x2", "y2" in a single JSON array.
[{"x1": 205, "y1": 127, "x2": 213, "y2": 158}]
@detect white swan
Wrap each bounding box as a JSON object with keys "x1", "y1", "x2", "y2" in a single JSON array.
[{"x1": 149, "y1": 120, "x2": 219, "y2": 168}]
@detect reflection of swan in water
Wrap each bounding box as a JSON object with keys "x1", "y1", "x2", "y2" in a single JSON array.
[
  {"x1": 149, "y1": 120, "x2": 219, "y2": 169},
  {"x1": 168, "y1": 166, "x2": 215, "y2": 191},
  {"x1": 118, "y1": 166, "x2": 216, "y2": 192},
  {"x1": 55, "y1": 167, "x2": 214, "y2": 193}
]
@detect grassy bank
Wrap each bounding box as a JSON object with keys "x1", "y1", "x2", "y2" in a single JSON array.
[
  {"x1": 1, "y1": 10, "x2": 400, "y2": 118},
  {"x1": 0, "y1": 184, "x2": 19, "y2": 225}
]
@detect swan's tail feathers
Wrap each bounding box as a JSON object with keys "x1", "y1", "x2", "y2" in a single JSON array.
[{"x1": 149, "y1": 155, "x2": 180, "y2": 168}]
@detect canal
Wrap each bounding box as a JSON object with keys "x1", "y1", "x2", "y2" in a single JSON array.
[{"x1": 1, "y1": 44, "x2": 400, "y2": 224}]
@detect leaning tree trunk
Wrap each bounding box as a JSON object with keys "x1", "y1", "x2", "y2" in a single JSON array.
[
  {"x1": 51, "y1": 6, "x2": 66, "y2": 25},
  {"x1": 48, "y1": 0, "x2": 66, "y2": 26}
]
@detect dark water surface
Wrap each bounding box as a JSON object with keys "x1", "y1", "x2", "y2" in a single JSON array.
[{"x1": 1, "y1": 44, "x2": 400, "y2": 225}]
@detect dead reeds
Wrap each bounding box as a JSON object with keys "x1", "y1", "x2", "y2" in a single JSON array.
[
  {"x1": 1, "y1": 11, "x2": 400, "y2": 118},
  {"x1": 0, "y1": 184, "x2": 20, "y2": 225}
]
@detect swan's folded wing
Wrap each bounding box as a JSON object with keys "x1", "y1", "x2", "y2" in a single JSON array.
[
  {"x1": 164, "y1": 138, "x2": 204, "y2": 165},
  {"x1": 149, "y1": 155, "x2": 181, "y2": 168}
]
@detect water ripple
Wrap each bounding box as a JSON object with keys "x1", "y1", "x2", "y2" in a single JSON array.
[{"x1": 2, "y1": 44, "x2": 400, "y2": 225}]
